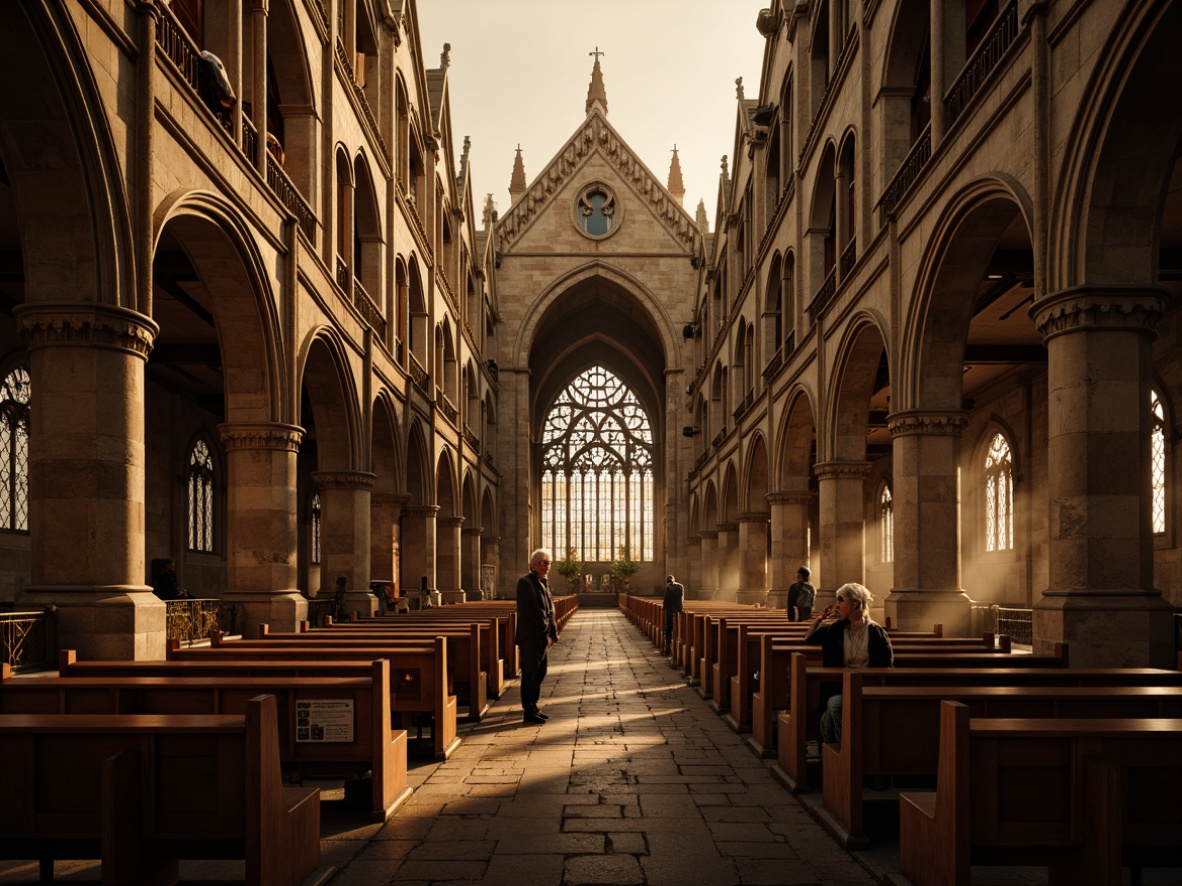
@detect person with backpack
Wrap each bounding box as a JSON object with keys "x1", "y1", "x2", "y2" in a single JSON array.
[{"x1": 786, "y1": 566, "x2": 815, "y2": 621}]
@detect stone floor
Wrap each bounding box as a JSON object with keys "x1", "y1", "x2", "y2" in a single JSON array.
[{"x1": 1, "y1": 609, "x2": 1172, "y2": 885}]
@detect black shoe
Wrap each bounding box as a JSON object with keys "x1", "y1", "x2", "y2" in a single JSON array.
[
  {"x1": 522, "y1": 712, "x2": 547, "y2": 724},
  {"x1": 534, "y1": 710, "x2": 550, "y2": 720}
]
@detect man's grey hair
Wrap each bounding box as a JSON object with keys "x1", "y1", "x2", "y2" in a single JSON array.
[
  {"x1": 530, "y1": 548, "x2": 553, "y2": 568},
  {"x1": 836, "y1": 582, "x2": 873, "y2": 610}
]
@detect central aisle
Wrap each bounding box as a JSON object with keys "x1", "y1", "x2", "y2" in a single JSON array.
[{"x1": 327, "y1": 609, "x2": 878, "y2": 886}]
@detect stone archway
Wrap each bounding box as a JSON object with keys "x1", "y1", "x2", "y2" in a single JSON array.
[{"x1": 770, "y1": 389, "x2": 817, "y2": 605}]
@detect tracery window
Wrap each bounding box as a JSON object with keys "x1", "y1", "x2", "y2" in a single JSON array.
[
  {"x1": 984, "y1": 432, "x2": 1013, "y2": 552},
  {"x1": 187, "y1": 438, "x2": 215, "y2": 552},
  {"x1": 575, "y1": 184, "x2": 616, "y2": 237},
  {"x1": 1152, "y1": 388, "x2": 1166, "y2": 535},
  {"x1": 879, "y1": 482, "x2": 893, "y2": 563},
  {"x1": 541, "y1": 366, "x2": 654, "y2": 562},
  {"x1": 0, "y1": 367, "x2": 30, "y2": 532},
  {"x1": 310, "y1": 492, "x2": 322, "y2": 564}
]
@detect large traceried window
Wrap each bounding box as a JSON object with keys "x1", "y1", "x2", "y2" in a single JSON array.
[
  {"x1": 0, "y1": 367, "x2": 30, "y2": 532},
  {"x1": 984, "y1": 432, "x2": 1013, "y2": 552},
  {"x1": 1152, "y1": 388, "x2": 1166, "y2": 535},
  {"x1": 879, "y1": 482, "x2": 893, "y2": 563},
  {"x1": 187, "y1": 438, "x2": 216, "y2": 552},
  {"x1": 310, "y1": 492, "x2": 322, "y2": 564},
  {"x1": 541, "y1": 366, "x2": 654, "y2": 562}
]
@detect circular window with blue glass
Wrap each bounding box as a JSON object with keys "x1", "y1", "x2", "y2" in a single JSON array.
[{"x1": 573, "y1": 182, "x2": 620, "y2": 239}]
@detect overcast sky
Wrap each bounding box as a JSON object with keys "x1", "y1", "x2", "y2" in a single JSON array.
[{"x1": 417, "y1": 0, "x2": 770, "y2": 231}]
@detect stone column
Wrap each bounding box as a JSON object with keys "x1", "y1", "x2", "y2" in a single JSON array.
[
  {"x1": 463, "y1": 526, "x2": 483, "y2": 598},
  {"x1": 685, "y1": 535, "x2": 702, "y2": 600},
  {"x1": 814, "y1": 461, "x2": 870, "y2": 596},
  {"x1": 16, "y1": 304, "x2": 162, "y2": 660},
  {"x1": 312, "y1": 470, "x2": 377, "y2": 617},
  {"x1": 698, "y1": 530, "x2": 719, "y2": 599},
  {"x1": 370, "y1": 492, "x2": 409, "y2": 592},
  {"x1": 736, "y1": 513, "x2": 770, "y2": 604},
  {"x1": 1030, "y1": 286, "x2": 1173, "y2": 666},
  {"x1": 402, "y1": 505, "x2": 439, "y2": 601},
  {"x1": 715, "y1": 522, "x2": 739, "y2": 600},
  {"x1": 436, "y1": 515, "x2": 465, "y2": 603},
  {"x1": 217, "y1": 423, "x2": 307, "y2": 634},
  {"x1": 481, "y1": 535, "x2": 501, "y2": 598},
  {"x1": 767, "y1": 491, "x2": 812, "y2": 609},
  {"x1": 885, "y1": 411, "x2": 972, "y2": 634}
]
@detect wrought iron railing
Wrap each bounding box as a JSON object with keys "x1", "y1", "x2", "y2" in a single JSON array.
[
  {"x1": 267, "y1": 155, "x2": 317, "y2": 240},
  {"x1": 880, "y1": 126, "x2": 931, "y2": 218},
  {"x1": 336, "y1": 255, "x2": 350, "y2": 291},
  {"x1": 242, "y1": 115, "x2": 259, "y2": 165},
  {"x1": 945, "y1": 2, "x2": 1019, "y2": 126},
  {"x1": 156, "y1": 8, "x2": 202, "y2": 106},
  {"x1": 762, "y1": 348, "x2": 783, "y2": 383},
  {"x1": 408, "y1": 352, "x2": 430, "y2": 393},
  {"x1": 711, "y1": 427, "x2": 728, "y2": 448},
  {"x1": 993, "y1": 605, "x2": 1032, "y2": 647},
  {"x1": 693, "y1": 449, "x2": 711, "y2": 474},
  {"x1": 353, "y1": 279, "x2": 388, "y2": 339},
  {"x1": 165, "y1": 599, "x2": 245, "y2": 645},
  {"x1": 1, "y1": 607, "x2": 57, "y2": 673},
  {"x1": 463, "y1": 427, "x2": 481, "y2": 452},
  {"x1": 808, "y1": 269, "x2": 838, "y2": 322},
  {"x1": 436, "y1": 391, "x2": 459, "y2": 425},
  {"x1": 840, "y1": 238, "x2": 857, "y2": 278}
]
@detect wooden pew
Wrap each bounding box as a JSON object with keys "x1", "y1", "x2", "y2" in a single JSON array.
[
  {"x1": 149, "y1": 639, "x2": 458, "y2": 758},
  {"x1": 243, "y1": 622, "x2": 490, "y2": 720},
  {"x1": 2, "y1": 660, "x2": 409, "y2": 822},
  {"x1": 898, "y1": 702, "x2": 1182, "y2": 886},
  {"x1": 0, "y1": 694, "x2": 320, "y2": 886},
  {"x1": 820, "y1": 673, "x2": 1182, "y2": 848}
]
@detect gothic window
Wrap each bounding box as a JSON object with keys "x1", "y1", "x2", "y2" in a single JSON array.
[
  {"x1": 1152, "y1": 388, "x2": 1166, "y2": 535},
  {"x1": 575, "y1": 184, "x2": 617, "y2": 238},
  {"x1": 187, "y1": 438, "x2": 216, "y2": 552},
  {"x1": 310, "y1": 492, "x2": 322, "y2": 564},
  {"x1": 541, "y1": 366, "x2": 654, "y2": 562},
  {"x1": 879, "y1": 482, "x2": 893, "y2": 563},
  {"x1": 984, "y1": 431, "x2": 1013, "y2": 552},
  {"x1": 0, "y1": 367, "x2": 30, "y2": 532}
]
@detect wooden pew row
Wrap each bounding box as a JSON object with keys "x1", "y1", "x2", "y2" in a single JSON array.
[
  {"x1": 1, "y1": 659, "x2": 409, "y2": 822},
  {"x1": 770, "y1": 647, "x2": 1077, "y2": 789},
  {"x1": 898, "y1": 702, "x2": 1182, "y2": 886},
  {"x1": 0, "y1": 694, "x2": 320, "y2": 886},
  {"x1": 243, "y1": 623, "x2": 490, "y2": 721},
  {"x1": 149, "y1": 639, "x2": 459, "y2": 758},
  {"x1": 323, "y1": 613, "x2": 508, "y2": 694},
  {"x1": 820, "y1": 672, "x2": 1182, "y2": 848}
]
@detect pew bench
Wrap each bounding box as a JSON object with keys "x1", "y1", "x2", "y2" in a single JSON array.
[
  {"x1": 898, "y1": 702, "x2": 1182, "y2": 886},
  {"x1": 0, "y1": 695, "x2": 320, "y2": 886}
]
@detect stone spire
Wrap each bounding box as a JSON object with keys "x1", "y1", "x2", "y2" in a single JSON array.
[
  {"x1": 586, "y1": 47, "x2": 608, "y2": 116},
  {"x1": 696, "y1": 199, "x2": 709, "y2": 234},
  {"x1": 509, "y1": 145, "x2": 527, "y2": 203},
  {"x1": 667, "y1": 146, "x2": 686, "y2": 206},
  {"x1": 482, "y1": 193, "x2": 498, "y2": 229},
  {"x1": 459, "y1": 135, "x2": 471, "y2": 186}
]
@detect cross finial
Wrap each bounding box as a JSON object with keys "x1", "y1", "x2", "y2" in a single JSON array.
[{"x1": 590, "y1": 46, "x2": 605, "y2": 61}]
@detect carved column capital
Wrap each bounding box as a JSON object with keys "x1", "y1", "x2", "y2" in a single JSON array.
[
  {"x1": 887, "y1": 410, "x2": 969, "y2": 438},
  {"x1": 738, "y1": 512, "x2": 770, "y2": 524},
  {"x1": 218, "y1": 422, "x2": 304, "y2": 452},
  {"x1": 15, "y1": 304, "x2": 158, "y2": 359},
  {"x1": 767, "y1": 491, "x2": 813, "y2": 506},
  {"x1": 716, "y1": 522, "x2": 738, "y2": 533},
  {"x1": 700, "y1": 530, "x2": 718, "y2": 540},
  {"x1": 312, "y1": 470, "x2": 377, "y2": 491},
  {"x1": 813, "y1": 460, "x2": 872, "y2": 481},
  {"x1": 404, "y1": 505, "x2": 440, "y2": 519},
  {"x1": 1031, "y1": 285, "x2": 1166, "y2": 342},
  {"x1": 372, "y1": 492, "x2": 412, "y2": 508},
  {"x1": 439, "y1": 516, "x2": 465, "y2": 529}
]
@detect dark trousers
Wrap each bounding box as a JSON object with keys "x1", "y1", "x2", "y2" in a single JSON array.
[
  {"x1": 519, "y1": 644, "x2": 549, "y2": 713},
  {"x1": 663, "y1": 612, "x2": 674, "y2": 646}
]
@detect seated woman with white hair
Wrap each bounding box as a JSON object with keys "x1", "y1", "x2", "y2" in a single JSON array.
[{"x1": 804, "y1": 582, "x2": 894, "y2": 744}]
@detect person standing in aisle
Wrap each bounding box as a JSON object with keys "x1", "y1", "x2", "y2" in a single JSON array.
[{"x1": 516, "y1": 548, "x2": 559, "y2": 724}]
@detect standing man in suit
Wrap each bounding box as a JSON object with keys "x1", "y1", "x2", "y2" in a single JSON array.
[{"x1": 516, "y1": 548, "x2": 559, "y2": 724}]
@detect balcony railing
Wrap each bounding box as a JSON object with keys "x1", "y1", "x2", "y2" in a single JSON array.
[
  {"x1": 267, "y1": 154, "x2": 316, "y2": 240},
  {"x1": 165, "y1": 599, "x2": 246, "y2": 646},
  {"x1": 711, "y1": 427, "x2": 728, "y2": 448},
  {"x1": 463, "y1": 427, "x2": 481, "y2": 453},
  {"x1": 808, "y1": 269, "x2": 838, "y2": 322},
  {"x1": 946, "y1": 2, "x2": 1019, "y2": 127},
  {"x1": 840, "y1": 238, "x2": 857, "y2": 278},
  {"x1": 335, "y1": 255, "x2": 350, "y2": 291},
  {"x1": 1, "y1": 607, "x2": 57, "y2": 673},
  {"x1": 408, "y1": 352, "x2": 430, "y2": 393},
  {"x1": 353, "y1": 279, "x2": 388, "y2": 339},
  {"x1": 880, "y1": 126, "x2": 932, "y2": 218},
  {"x1": 436, "y1": 391, "x2": 459, "y2": 425},
  {"x1": 762, "y1": 348, "x2": 783, "y2": 382}
]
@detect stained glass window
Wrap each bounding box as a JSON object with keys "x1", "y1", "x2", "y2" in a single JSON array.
[
  {"x1": 310, "y1": 492, "x2": 322, "y2": 565},
  {"x1": 1152, "y1": 389, "x2": 1166, "y2": 535},
  {"x1": 187, "y1": 439, "x2": 215, "y2": 552},
  {"x1": 0, "y1": 367, "x2": 30, "y2": 532},
  {"x1": 541, "y1": 366, "x2": 654, "y2": 561},
  {"x1": 879, "y1": 482, "x2": 893, "y2": 563},
  {"x1": 984, "y1": 432, "x2": 1013, "y2": 552}
]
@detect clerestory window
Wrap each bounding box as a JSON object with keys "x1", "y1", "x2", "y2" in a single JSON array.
[
  {"x1": 0, "y1": 367, "x2": 30, "y2": 532},
  {"x1": 541, "y1": 366, "x2": 654, "y2": 562},
  {"x1": 187, "y1": 438, "x2": 216, "y2": 552},
  {"x1": 984, "y1": 432, "x2": 1013, "y2": 552}
]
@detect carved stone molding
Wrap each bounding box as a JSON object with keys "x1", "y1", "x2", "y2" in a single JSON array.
[
  {"x1": 462, "y1": 526, "x2": 483, "y2": 536},
  {"x1": 371, "y1": 492, "x2": 412, "y2": 508},
  {"x1": 496, "y1": 113, "x2": 700, "y2": 251},
  {"x1": 438, "y1": 516, "x2": 465, "y2": 528},
  {"x1": 218, "y1": 422, "x2": 304, "y2": 452},
  {"x1": 738, "y1": 512, "x2": 771, "y2": 524},
  {"x1": 312, "y1": 470, "x2": 377, "y2": 491},
  {"x1": 16, "y1": 304, "x2": 158, "y2": 359},
  {"x1": 887, "y1": 410, "x2": 969, "y2": 438},
  {"x1": 767, "y1": 491, "x2": 813, "y2": 506},
  {"x1": 404, "y1": 505, "x2": 441, "y2": 519},
  {"x1": 700, "y1": 530, "x2": 718, "y2": 540},
  {"x1": 1031, "y1": 285, "x2": 1166, "y2": 341},
  {"x1": 813, "y1": 460, "x2": 872, "y2": 481},
  {"x1": 716, "y1": 522, "x2": 739, "y2": 533}
]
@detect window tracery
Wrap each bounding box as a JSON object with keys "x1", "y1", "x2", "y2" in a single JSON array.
[
  {"x1": 0, "y1": 367, "x2": 30, "y2": 532},
  {"x1": 984, "y1": 432, "x2": 1013, "y2": 552},
  {"x1": 879, "y1": 481, "x2": 893, "y2": 563},
  {"x1": 1152, "y1": 388, "x2": 1166, "y2": 535},
  {"x1": 187, "y1": 438, "x2": 216, "y2": 552}
]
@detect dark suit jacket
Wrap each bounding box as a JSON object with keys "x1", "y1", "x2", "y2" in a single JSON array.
[
  {"x1": 805, "y1": 617, "x2": 893, "y2": 668},
  {"x1": 515, "y1": 570, "x2": 558, "y2": 650}
]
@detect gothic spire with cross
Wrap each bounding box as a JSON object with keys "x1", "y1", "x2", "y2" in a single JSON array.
[
  {"x1": 586, "y1": 47, "x2": 608, "y2": 116},
  {"x1": 667, "y1": 145, "x2": 686, "y2": 206}
]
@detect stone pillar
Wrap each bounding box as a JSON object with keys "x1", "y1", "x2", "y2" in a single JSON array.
[
  {"x1": 768, "y1": 491, "x2": 812, "y2": 609},
  {"x1": 216, "y1": 423, "x2": 307, "y2": 634},
  {"x1": 1030, "y1": 286, "x2": 1173, "y2": 666},
  {"x1": 834, "y1": 167, "x2": 849, "y2": 282},
  {"x1": 370, "y1": 492, "x2": 409, "y2": 593},
  {"x1": 736, "y1": 512, "x2": 770, "y2": 604},
  {"x1": 715, "y1": 523, "x2": 739, "y2": 600},
  {"x1": 436, "y1": 515, "x2": 465, "y2": 603},
  {"x1": 814, "y1": 461, "x2": 870, "y2": 596},
  {"x1": 402, "y1": 505, "x2": 439, "y2": 600},
  {"x1": 481, "y1": 535, "x2": 501, "y2": 598},
  {"x1": 250, "y1": 0, "x2": 268, "y2": 176},
  {"x1": 16, "y1": 304, "x2": 163, "y2": 660},
  {"x1": 885, "y1": 411, "x2": 972, "y2": 634},
  {"x1": 313, "y1": 470, "x2": 377, "y2": 617},
  {"x1": 685, "y1": 535, "x2": 702, "y2": 600},
  {"x1": 698, "y1": 530, "x2": 719, "y2": 599},
  {"x1": 463, "y1": 526, "x2": 483, "y2": 598}
]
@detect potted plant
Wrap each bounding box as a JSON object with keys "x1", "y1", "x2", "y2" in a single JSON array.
[
  {"x1": 607, "y1": 546, "x2": 639, "y2": 593},
  {"x1": 555, "y1": 548, "x2": 583, "y2": 591}
]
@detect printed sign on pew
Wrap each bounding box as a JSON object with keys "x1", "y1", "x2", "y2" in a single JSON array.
[{"x1": 296, "y1": 699, "x2": 355, "y2": 742}]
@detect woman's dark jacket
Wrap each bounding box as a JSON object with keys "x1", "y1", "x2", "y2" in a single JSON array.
[{"x1": 804, "y1": 617, "x2": 894, "y2": 667}]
